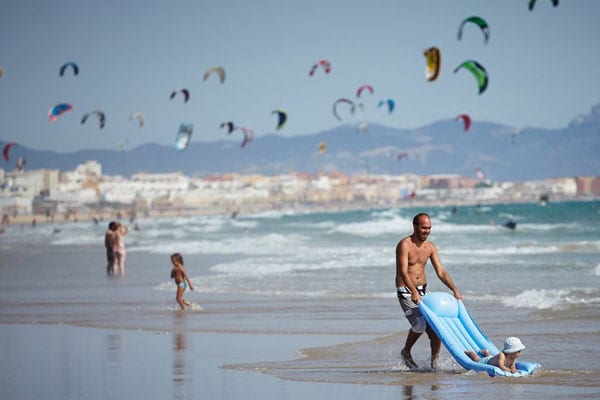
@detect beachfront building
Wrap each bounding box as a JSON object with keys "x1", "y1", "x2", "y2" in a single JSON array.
[
  {"x1": 348, "y1": 173, "x2": 421, "y2": 205},
  {"x1": 50, "y1": 161, "x2": 102, "y2": 204},
  {"x1": 99, "y1": 172, "x2": 190, "y2": 207},
  {"x1": 573, "y1": 176, "x2": 600, "y2": 197},
  {"x1": 179, "y1": 174, "x2": 271, "y2": 211},
  {"x1": 0, "y1": 168, "x2": 60, "y2": 216},
  {"x1": 515, "y1": 177, "x2": 578, "y2": 201}
]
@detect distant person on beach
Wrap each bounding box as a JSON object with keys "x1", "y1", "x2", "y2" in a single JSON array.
[
  {"x1": 111, "y1": 222, "x2": 129, "y2": 275},
  {"x1": 464, "y1": 337, "x2": 526, "y2": 374},
  {"x1": 105, "y1": 221, "x2": 117, "y2": 275},
  {"x1": 395, "y1": 212, "x2": 463, "y2": 370},
  {"x1": 170, "y1": 253, "x2": 195, "y2": 310}
]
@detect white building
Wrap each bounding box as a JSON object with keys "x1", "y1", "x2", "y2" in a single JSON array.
[{"x1": 100, "y1": 172, "x2": 190, "y2": 205}]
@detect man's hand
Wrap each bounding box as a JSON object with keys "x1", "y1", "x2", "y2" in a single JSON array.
[{"x1": 411, "y1": 292, "x2": 422, "y2": 304}]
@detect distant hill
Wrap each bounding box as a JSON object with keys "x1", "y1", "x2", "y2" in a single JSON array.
[{"x1": 3, "y1": 104, "x2": 600, "y2": 182}]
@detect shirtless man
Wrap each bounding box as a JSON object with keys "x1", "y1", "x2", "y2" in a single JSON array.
[
  {"x1": 396, "y1": 213, "x2": 463, "y2": 369},
  {"x1": 105, "y1": 221, "x2": 116, "y2": 275}
]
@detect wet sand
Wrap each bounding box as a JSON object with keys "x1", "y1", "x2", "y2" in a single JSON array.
[{"x1": 1, "y1": 324, "x2": 384, "y2": 400}]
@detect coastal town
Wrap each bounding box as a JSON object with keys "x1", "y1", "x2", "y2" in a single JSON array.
[{"x1": 1, "y1": 160, "x2": 599, "y2": 225}]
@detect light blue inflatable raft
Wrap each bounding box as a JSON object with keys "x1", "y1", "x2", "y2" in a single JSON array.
[{"x1": 418, "y1": 292, "x2": 540, "y2": 377}]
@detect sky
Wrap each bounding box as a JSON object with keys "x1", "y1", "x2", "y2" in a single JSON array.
[{"x1": 1, "y1": 0, "x2": 600, "y2": 153}]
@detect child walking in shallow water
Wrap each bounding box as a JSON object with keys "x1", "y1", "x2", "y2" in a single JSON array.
[{"x1": 170, "y1": 253, "x2": 194, "y2": 310}]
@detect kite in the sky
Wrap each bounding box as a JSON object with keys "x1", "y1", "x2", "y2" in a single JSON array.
[
  {"x1": 220, "y1": 121, "x2": 235, "y2": 134},
  {"x1": 81, "y1": 110, "x2": 106, "y2": 129},
  {"x1": 0, "y1": 65, "x2": 3, "y2": 79},
  {"x1": 15, "y1": 156, "x2": 26, "y2": 171},
  {"x1": 318, "y1": 141, "x2": 327, "y2": 154},
  {"x1": 238, "y1": 126, "x2": 254, "y2": 148},
  {"x1": 48, "y1": 103, "x2": 74, "y2": 122},
  {"x1": 59, "y1": 62, "x2": 79, "y2": 76},
  {"x1": 129, "y1": 112, "x2": 146, "y2": 128},
  {"x1": 529, "y1": 0, "x2": 559, "y2": 10},
  {"x1": 423, "y1": 47, "x2": 441, "y2": 81},
  {"x1": 272, "y1": 110, "x2": 287, "y2": 130},
  {"x1": 476, "y1": 167, "x2": 486, "y2": 180},
  {"x1": 457, "y1": 16, "x2": 490, "y2": 44},
  {"x1": 378, "y1": 99, "x2": 395, "y2": 114},
  {"x1": 175, "y1": 123, "x2": 193, "y2": 151},
  {"x1": 356, "y1": 84, "x2": 374, "y2": 98},
  {"x1": 453, "y1": 60, "x2": 488, "y2": 94},
  {"x1": 456, "y1": 114, "x2": 472, "y2": 131},
  {"x1": 3, "y1": 142, "x2": 17, "y2": 162},
  {"x1": 397, "y1": 152, "x2": 408, "y2": 161},
  {"x1": 309, "y1": 59, "x2": 331, "y2": 76},
  {"x1": 170, "y1": 89, "x2": 190, "y2": 103},
  {"x1": 332, "y1": 98, "x2": 356, "y2": 121},
  {"x1": 203, "y1": 66, "x2": 226, "y2": 83}
]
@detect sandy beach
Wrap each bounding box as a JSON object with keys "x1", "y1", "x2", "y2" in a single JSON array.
[{"x1": 1, "y1": 203, "x2": 599, "y2": 399}]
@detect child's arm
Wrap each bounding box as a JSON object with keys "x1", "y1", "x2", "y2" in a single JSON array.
[
  {"x1": 183, "y1": 268, "x2": 194, "y2": 291},
  {"x1": 495, "y1": 353, "x2": 513, "y2": 373},
  {"x1": 508, "y1": 358, "x2": 518, "y2": 374}
]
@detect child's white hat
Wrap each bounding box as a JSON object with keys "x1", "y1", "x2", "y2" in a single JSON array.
[{"x1": 503, "y1": 337, "x2": 525, "y2": 353}]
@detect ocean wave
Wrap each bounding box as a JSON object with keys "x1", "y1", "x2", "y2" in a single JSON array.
[
  {"x1": 502, "y1": 288, "x2": 600, "y2": 310},
  {"x1": 444, "y1": 243, "x2": 560, "y2": 256},
  {"x1": 132, "y1": 232, "x2": 312, "y2": 255},
  {"x1": 209, "y1": 246, "x2": 390, "y2": 276},
  {"x1": 287, "y1": 220, "x2": 338, "y2": 230},
  {"x1": 443, "y1": 240, "x2": 600, "y2": 256},
  {"x1": 331, "y1": 218, "x2": 405, "y2": 237},
  {"x1": 427, "y1": 222, "x2": 497, "y2": 234}
]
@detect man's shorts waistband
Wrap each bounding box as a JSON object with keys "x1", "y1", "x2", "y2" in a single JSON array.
[{"x1": 397, "y1": 284, "x2": 427, "y2": 296}]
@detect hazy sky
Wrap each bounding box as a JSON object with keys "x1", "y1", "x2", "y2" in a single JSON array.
[{"x1": 1, "y1": 0, "x2": 599, "y2": 153}]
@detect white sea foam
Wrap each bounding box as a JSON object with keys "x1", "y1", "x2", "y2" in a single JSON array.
[
  {"x1": 50, "y1": 232, "x2": 103, "y2": 245},
  {"x1": 288, "y1": 220, "x2": 337, "y2": 230},
  {"x1": 444, "y1": 244, "x2": 560, "y2": 256},
  {"x1": 502, "y1": 288, "x2": 600, "y2": 310},
  {"x1": 331, "y1": 219, "x2": 403, "y2": 237},
  {"x1": 428, "y1": 222, "x2": 495, "y2": 234},
  {"x1": 209, "y1": 245, "x2": 390, "y2": 276},
  {"x1": 133, "y1": 232, "x2": 311, "y2": 256}
]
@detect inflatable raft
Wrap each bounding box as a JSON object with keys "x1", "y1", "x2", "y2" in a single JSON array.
[{"x1": 418, "y1": 291, "x2": 540, "y2": 377}]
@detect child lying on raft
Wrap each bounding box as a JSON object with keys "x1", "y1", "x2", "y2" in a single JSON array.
[{"x1": 464, "y1": 337, "x2": 525, "y2": 374}]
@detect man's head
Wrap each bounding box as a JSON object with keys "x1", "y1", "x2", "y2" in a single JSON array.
[{"x1": 412, "y1": 213, "x2": 432, "y2": 242}]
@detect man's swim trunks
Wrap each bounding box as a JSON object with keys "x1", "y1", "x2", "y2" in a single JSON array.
[{"x1": 397, "y1": 284, "x2": 429, "y2": 333}]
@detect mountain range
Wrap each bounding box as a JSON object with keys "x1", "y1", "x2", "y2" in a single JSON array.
[{"x1": 3, "y1": 103, "x2": 600, "y2": 182}]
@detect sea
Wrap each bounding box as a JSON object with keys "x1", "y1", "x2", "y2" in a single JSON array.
[{"x1": 1, "y1": 200, "x2": 599, "y2": 399}]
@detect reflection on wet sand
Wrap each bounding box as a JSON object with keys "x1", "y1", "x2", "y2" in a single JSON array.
[
  {"x1": 403, "y1": 384, "x2": 441, "y2": 400},
  {"x1": 104, "y1": 333, "x2": 123, "y2": 380},
  {"x1": 173, "y1": 332, "x2": 188, "y2": 400}
]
